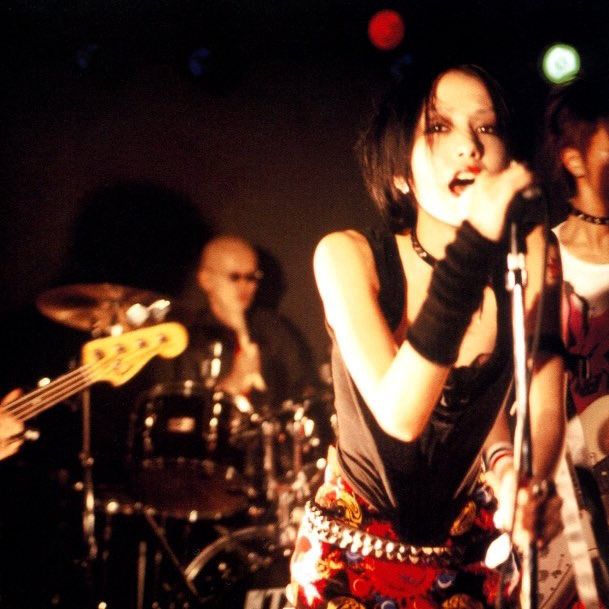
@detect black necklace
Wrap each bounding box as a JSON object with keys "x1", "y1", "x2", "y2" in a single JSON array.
[
  {"x1": 569, "y1": 203, "x2": 609, "y2": 226},
  {"x1": 410, "y1": 228, "x2": 437, "y2": 267}
]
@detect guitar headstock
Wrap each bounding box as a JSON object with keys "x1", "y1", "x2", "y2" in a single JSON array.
[{"x1": 80, "y1": 322, "x2": 189, "y2": 386}]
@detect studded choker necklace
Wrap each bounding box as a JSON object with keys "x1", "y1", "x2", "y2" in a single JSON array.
[
  {"x1": 569, "y1": 203, "x2": 609, "y2": 226},
  {"x1": 410, "y1": 228, "x2": 437, "y2": 267}
]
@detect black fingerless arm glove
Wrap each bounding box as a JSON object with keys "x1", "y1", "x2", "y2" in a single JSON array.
[{"x1": 406, "y1": 221, "x2": 500, "y2": 366}]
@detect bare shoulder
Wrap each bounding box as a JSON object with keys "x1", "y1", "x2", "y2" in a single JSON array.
[
  {"x1": 313, "y1": 230, "x2": 380, "y2": 316},
  {"x1": 314, "y1": 230, "x2": 374, "y2": 277},
  {"x1": 527, "y1": 225, "x2": 560, "y2": 263}
]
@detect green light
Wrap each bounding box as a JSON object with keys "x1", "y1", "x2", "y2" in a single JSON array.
[{"x1": 542, "y1": 43, "x2": 581, "y2": 84}]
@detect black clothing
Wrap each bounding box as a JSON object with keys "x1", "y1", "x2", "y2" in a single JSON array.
[
  {"x1": 146, "y1": 299, "x2": 318, "y2": 411},
  {"x1": 331, "y1": 225, "x2": 514, "y2": 545}
]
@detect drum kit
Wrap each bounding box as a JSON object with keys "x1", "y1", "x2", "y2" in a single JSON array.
[{"x1": 34, "y1": 283, "x2": 334, "y2": 609}]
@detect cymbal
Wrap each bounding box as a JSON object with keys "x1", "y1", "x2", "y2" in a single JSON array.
[{"x1": 37, "y1": 283, "x2": 169, "y2": 334}]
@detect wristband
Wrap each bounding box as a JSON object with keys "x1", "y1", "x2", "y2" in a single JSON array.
[{"x1": 407, "y1": 222, "x2": 499, "y2": 365}]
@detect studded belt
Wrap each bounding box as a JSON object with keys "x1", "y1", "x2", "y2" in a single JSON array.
[{"x1": 302, "y1": 500, "x2": 460, "y2": 566}]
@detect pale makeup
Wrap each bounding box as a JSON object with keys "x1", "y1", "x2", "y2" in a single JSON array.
[{"x1": 409, "y1": 70, "x2": 510, "y2": 226}]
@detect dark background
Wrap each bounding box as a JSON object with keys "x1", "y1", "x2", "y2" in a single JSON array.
[
  {"x1": 2, "y1": 0, "x2": 609, "y2": 378},
  {"x1": 0, "y1": 2, "x2": 609, "y2": 609}
]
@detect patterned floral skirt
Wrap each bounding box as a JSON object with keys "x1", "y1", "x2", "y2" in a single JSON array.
[{"x1": 286, "y1": 459, "x2": 517, "y2": 609}]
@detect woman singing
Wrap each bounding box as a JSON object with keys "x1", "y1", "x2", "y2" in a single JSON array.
[{"x1": 287, "y1": 64, "x2": 565, "y2": 609}]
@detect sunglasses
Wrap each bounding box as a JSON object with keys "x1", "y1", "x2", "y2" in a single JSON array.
[{"x1": 223, "y1": 270, "x2": 264, "y2": 284}]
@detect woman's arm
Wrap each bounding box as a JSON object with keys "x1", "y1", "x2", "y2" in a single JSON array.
[
  {"x1": 315, "y1": 163, "x2": 534, "y2": 442},
  {"x1": 314, "y1": 230, "x2": 449, "y2": 442}
]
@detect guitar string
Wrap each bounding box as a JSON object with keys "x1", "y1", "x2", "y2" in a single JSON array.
[
  {"x1": 5, "y1": 367, "x2": 94, "y2": 421},
  {"x1": 3, "y1": 339, "x2": 170, "y2": 422},
  {"x1": 5, "y1": 341, "x2": 164, "y2": 421}
]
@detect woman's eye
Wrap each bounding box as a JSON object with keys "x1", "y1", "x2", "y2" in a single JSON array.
[
  {"x1": 426, "y1": 123, "x2": 448, "y2": 134},
  {"x1": 477, "y1": 124, "x2": 498, "y2": 135}
]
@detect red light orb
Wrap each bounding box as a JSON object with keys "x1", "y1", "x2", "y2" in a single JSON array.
[{"x1": 368, "y1": 9, "x2": 405, "y2": 51}]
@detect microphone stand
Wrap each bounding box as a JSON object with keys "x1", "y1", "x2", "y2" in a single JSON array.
[{"x1": 505, "y1": 221, "x2": 538, "y2": 609}]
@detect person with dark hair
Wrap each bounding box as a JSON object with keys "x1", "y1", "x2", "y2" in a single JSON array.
[
  {"x1": 540, "y1": 76, "x2": 609, "y2": 570},
  {"x1": 287, "y1": 64, "x2": 565, "y2": 609}
]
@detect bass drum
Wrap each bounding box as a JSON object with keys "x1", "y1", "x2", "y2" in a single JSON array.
[
  {"x1": 184, "y1": 523, "x2": 294, "y2": 609},
  {"x1": 127, "y1": 381, "x2": 257, "y2": 520}
]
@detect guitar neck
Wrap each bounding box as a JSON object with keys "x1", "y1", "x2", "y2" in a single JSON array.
[
  {"x1": 1, "y1": 322, "x2": 188, "y2": 424},
  {"x1": 5, "y1": 365, "x2": 95, "y2": 422}
]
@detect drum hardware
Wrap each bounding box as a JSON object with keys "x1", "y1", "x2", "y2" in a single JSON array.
[
  {"x1": 94, "y1": 493, "x2": 210, "y2": 609},
  {"x1": 141, "y1": 510, "x2": 205, "y2": 606},
  {"x1": 183, "y1": 523, "x2": 292, "y2": 609},
  {"x1": 200, "y1": 340, "x2": 225, "y2": 390},
  {"x1": 261, "y1": 420, "x2": 279, "y2": 503},
  {"x1": 27, "y1": 298, "x2": 189, "y2": 598}
]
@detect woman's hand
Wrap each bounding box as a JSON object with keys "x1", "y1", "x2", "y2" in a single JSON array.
[
  {"x1": 466, "y1": 161, "x2": 533, "y2": 242},
  {"x1": 491, "y1": 467, "x2": 563, "y2": 551}
]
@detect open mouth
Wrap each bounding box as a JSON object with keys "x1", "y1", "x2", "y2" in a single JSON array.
[{"x1": 449, "y1": 171, "x2": 476, "y2": 196}]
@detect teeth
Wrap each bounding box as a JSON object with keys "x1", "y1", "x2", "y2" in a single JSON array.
[{"x1": 456, "y1": 171, "x2": 476, "y2": 181}]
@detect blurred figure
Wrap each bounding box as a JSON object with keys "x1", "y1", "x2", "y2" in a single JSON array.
[
  {"x1": 158, "y1": 234, "x2": 318, "y2": 410},
  {"x1": 197, "y1": 235, "x2": 269, "y2": 396},
  {"x1": 541, "y1": 76, "x2": 609, "y2": 572},
  {"x1": 132, "y1": 235, "x2": 323, "y2": 493}
]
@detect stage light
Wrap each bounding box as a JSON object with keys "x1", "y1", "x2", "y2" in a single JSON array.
[
  {"x1": 75, "y1": 43, "x2": 99, "y2": 71},
  {"x1": 368, "y1": 9, "x2": 405, "y2": 51},
  {"x1": 188, "y1": 47, "x2": 212, "y2": 77},
  {"x1": 391, "y1": 52, "x2": 414, "y2": 79},
  {"x1": 541, "y1": 43, "x2": 581, "y2": 84}
]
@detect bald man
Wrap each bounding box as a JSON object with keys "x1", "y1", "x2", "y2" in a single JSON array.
[
  {"x1": 196, "y1": 236, "x2": 268, "y2": 396},
  {"x1": 150, "y1": 235, "x2": 318, "y2": 410}
]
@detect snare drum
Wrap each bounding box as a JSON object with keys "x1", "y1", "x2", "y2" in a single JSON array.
[{"x1": 128, "y1": 381, "x2": 257, "y2": 466}]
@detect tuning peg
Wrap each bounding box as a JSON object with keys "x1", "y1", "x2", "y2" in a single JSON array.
[{"x1": 126, "y1": 299, "x2": 172, "y2": 327}]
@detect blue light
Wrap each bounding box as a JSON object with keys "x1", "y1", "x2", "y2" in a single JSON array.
[{"x1": 188, "y1": 48, "x2": 211, "y2": 78}]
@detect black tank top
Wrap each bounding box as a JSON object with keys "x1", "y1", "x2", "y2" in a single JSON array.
[{"x1": 331, "y1": 225, "x2": 513, "y2": 545}]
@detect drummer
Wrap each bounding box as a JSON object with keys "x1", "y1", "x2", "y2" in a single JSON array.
[{"x1": 152, "y1": 234, "x2": 319, "y2": 413}]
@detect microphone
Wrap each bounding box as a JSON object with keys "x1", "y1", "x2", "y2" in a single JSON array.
[{"x1": 508, "y1": 185, "x2": 545, "y2": 226}]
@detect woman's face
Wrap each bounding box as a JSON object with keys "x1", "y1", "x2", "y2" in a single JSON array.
[{"x1": 409, "y1": 69, "x2": 510, "y2": 226}]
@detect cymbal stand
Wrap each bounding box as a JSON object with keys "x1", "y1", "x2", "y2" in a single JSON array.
[
  {"x1": 262, "y1": 419, "x2": 278, "y2": 502},
  {"x1": 80, "y1": 386, "x2": 98, "y2": 563},
  {"x1": 142, "y1": 510, "x2": 203, "y2": 606},
  {"x1": 289, "y1": 410, "x2": 311, "y2": 505},
  {"x1": 292, "y1": 409, "x2": 305, "y2": 478}
]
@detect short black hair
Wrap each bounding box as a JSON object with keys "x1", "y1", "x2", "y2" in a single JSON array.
[{"x1": 357, "y1": 64, "x2": 512, "y2": 233}]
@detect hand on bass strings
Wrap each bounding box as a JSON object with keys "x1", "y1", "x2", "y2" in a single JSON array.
[
  {"x1": 489, "y1": 466, "x2": 563, "y2": 551},
  {"x1": 0, "y1": 388, "x2": 25, "y2": 460}
]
